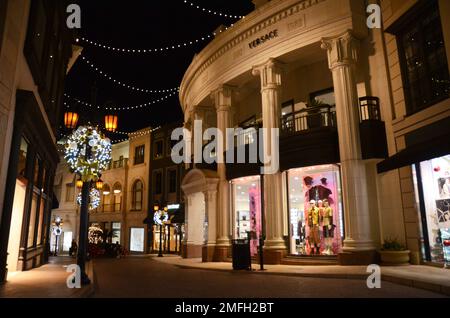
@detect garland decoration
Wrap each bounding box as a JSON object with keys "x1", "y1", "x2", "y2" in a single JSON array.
[
  {"x1": 64, "y1": 126, "x2": 112, "y2": 182},
  {"x1": 77, "y1": 188, "x2": 101, "y2": 211}
]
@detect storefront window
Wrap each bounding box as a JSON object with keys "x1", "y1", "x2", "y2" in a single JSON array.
[
  {"x1": 27, "y1": 193, "x2": 38, "y2": 247},
  {"x1": 413, "y1": 154, "x2": 450, "y2": 265},
  {"x1": 17, "y1": 138, "x2": 28, "y2": 178},
  {"x1": 286, "y1": 164, "x2": 343, "y2": 256},
  {"x1": 130, "y1": 227, "x2": 145, "y2": 252},
  {"x1": 231, "y1": 176, "x2": 261, "y2": 256},
  {"x1": 112, "y1": 222, "x2": 121, "y2": 244}
]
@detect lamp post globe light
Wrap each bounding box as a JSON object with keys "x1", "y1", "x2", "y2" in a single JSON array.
[
  {"x1": 52, "y1": 217, "x2": 63, "y2": 256},
  {"x1": 153, "y1": 204, "x2": 168, "y2": 257}
]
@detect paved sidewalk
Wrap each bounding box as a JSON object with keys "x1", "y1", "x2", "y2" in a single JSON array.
[
  {"x1": 0, "y1": 256, "x2": 94, "y2": 298},
  {"x1": 152, "y1": 255, "x2": 450, "y2": 296}
]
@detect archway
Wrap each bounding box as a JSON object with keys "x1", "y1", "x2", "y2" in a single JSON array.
[{"x1": 181, "y1": 169, "x2": 219, "y2": 260}]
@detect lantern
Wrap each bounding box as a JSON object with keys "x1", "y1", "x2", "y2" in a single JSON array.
[
  {"x1": 76, "y1": 179, "x2": 83, "y2": 189},
  {"x1": 104, "y1": 115, "x2": 118, "y2": 132},
  {"x1": 64, "y1": 112, "x2": 79, "y2": 129},
  {"x1": 153, "y1": 204, "x2": 159, "y2": 211},
  {"x1": 96, "y1": 179, "x2": 104, "y2": 190},
  {"x1": 163, "y1": 206, "x2": 168, "y2": 212}
]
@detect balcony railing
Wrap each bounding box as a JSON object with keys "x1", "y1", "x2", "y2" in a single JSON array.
[
  {"x1": 92, "y1": 203, "x2": 121, "y2": 213},
  {"x1": 281, "y1": 105, "x2": 336, "y2": 134},
  {"x1": 106, "y1": 158, "x2": 128, "y2": 170}
]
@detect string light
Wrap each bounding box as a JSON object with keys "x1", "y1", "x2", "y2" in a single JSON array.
[
  {"x1": 75, "y1": 25, "x2": 235, "y2": 55},
  {"x1": 63, "y1": 90, "x2": 177, "y2": 111},
  {"x1": 183, "y1": 0, "x2": 245, "y2": 19},
  {"x1": 79, "y1": 54, "x2": 179, "y2": 94}
]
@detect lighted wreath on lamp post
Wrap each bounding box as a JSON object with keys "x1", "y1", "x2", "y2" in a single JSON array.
[
  {"x1": 154, "y1": 204, "x2": 169, "y2": 257},
  {"x1": 63, "y1": 125, "x2": 111, "y2": 285}
]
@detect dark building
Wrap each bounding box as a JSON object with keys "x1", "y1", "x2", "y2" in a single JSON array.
[
  {"x1": 148, "y1": 121, "x2": 185, "y2": 254},
  {"x1": 0, "y1": 0, "x2": 75, "y2": 282}
]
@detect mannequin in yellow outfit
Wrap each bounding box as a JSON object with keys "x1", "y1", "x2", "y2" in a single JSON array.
[
  {"x1": 307, "y1": 200, "x2": 320, "y2": 255},
  {"x1": 321, "y1": 199, "x2": 334, "y2": 255}
]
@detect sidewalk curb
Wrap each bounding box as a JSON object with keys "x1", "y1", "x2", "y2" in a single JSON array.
[{"x1": 169, "y1": 261, "x2": 450, "y2": 296}]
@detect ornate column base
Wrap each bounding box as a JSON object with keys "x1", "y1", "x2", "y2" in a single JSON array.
[
  {"x1": 181, "y1": 242, "x2": 202, "y2": 259},
  {"x1": 213, "y1": 245, "x2": 231, "y2": 262},
  {"x1": 262, "y1": 248, "x2": 287, "y2": 265}
]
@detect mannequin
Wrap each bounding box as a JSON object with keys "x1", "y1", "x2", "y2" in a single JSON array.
[
  {"x1": 321, "y1": 199, "x2": 334, "y2": 255},
  {"x1": 307, "y1": 200, "x2": 320, "y2": 255}
]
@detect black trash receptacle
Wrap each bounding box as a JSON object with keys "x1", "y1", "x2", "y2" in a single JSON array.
[{"x1": 232, "y1": 239, "x2": 251, "y2": 270}]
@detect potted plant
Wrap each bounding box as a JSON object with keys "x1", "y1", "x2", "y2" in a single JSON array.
[{"x1": 379, "y1": 238, "x2": 410, "y2": 265}]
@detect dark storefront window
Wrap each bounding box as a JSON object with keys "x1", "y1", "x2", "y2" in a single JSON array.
[
  {"x1": 154, "y1": 170, "x2": 163, "y2": 195},
  {"x1": 396, "y1": 0, "x2": 450, "y2": 114},
  {"x1": 168, "y1": 169, "x2": 177, "y2": 194}
]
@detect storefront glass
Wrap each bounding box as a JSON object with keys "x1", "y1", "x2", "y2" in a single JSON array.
[
  {"x1": 413, "y1": 154, "x2": 450, "y2": 265},
  {"x1": 129, "y1": 227, "x2": 145, "y2": 252},
  {"x1": 286, "y1": 164, "x2": 343, "y2": 256},
  {"x1": 231, "y1": 176, "x2": 261, "y2": 256}
]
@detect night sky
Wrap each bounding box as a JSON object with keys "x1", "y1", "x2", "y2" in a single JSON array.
[{"x1": 65, "y1": 0, "x2": 255, "y2": 141}]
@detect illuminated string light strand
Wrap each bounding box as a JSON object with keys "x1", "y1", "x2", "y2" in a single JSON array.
[
  {"x1": 183, "y1": 0, "x2": 245, "y2": 19},
  {"x1": 79, "y1": 55, "x2": 179, "y2": 94},
  {"x1": 64, "y1": 90, "x2": 177, "y2": 111},
  {"x1": 75, "y1": 25, "x2": 235, "y2": 55}
]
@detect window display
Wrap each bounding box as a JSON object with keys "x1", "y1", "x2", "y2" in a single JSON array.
[
  {"x1": 413, "y1": 154, "x2": 450, "y2": 266},
  {"x1": 231, "y1": 176, "x2": 261, "y2": 256},
  {"x1": 287, "y1": 165, "x2": 343, "y2": 256}
]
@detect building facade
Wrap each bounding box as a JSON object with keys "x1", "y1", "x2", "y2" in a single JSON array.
[
  {"x1": 0, "y1": 0, "x2": 74, "y2": 281},
  {"x1": 178, "y1": 0, "x2": 450, "y2": 265},
  {"x1": 51, "y1": 128, "x2": 152, "y2": 255},
  {"x1": 149, "y1": 122, "x2": 185, "y2": 254}
]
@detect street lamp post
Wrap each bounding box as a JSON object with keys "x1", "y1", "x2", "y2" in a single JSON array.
[
  {"x1": 53, "y1": 217, "x2": 63, "y2": 256},
  {"x1": 77, "y1": 144, "x2": 92, "y2": 285}
]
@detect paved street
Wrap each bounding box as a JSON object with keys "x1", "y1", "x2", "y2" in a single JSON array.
[{"x1": 93, "y1": 256, "x2": 446, "y2": 298}]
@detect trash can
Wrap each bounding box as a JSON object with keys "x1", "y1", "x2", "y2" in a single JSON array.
[{"x1": 232, "y1": 238, "x2": 251, "y2": 270}]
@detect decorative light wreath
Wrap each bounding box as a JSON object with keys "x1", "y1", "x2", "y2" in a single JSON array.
[
  {"x1": 64, "y1": 126, "x2": 112, "y2": 182},
  {"x1": 153, "y1": 210, "x2": 169, "y2": 225},
  {"x1": 77, "y1": 188, "x2": 101, "y2": 211}
]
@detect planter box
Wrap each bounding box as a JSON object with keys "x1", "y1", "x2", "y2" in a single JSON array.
[{"x1": 379, "y1": 250, "x2": 410, "y2": 265}]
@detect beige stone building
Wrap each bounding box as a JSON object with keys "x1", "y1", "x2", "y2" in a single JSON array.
[
  {"x1": 178, "y1": 0, "x2": 450, "y2": 266},
  {"x1": 51, "y1": 128, "x2": 152, "y2": 254},
  {"x1": 0, "y1": 0, "x2": 75, "y2": 282}
]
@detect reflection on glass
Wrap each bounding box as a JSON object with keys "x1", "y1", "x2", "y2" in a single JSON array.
[
  {"x1": 231, "y1": 176, "x2": 261, "y2": 256},
  {"x1": 287, "y1": 164, "x2": 343, "y2": 256},
  {"x1": 17, "y1": 138, "x2": 28, "y2": 178},
  {"x1": 414, "y1": 154, "x2": 450, "y2": 264}
]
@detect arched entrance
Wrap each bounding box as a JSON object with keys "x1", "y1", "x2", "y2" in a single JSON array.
[{"x1": 181, "y1": 169, "x2": 219, "y2": 261}]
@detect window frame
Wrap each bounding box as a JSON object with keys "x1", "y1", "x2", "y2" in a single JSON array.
[
  {"x1": 134, "y1": 144, "x2": 145, "y2": 165},
  {"x1": 131, "y1": 180, "x2": 144, "y2": 211},
  {"x1": 166, "y1": 167, "x2": 178, "y2": 194},
  {"x1": 153, "y1": 139, "x2": 164, "y2": 160},
  {"x1": 392, "y1": 0, "x2": 449, "y2": 115}
]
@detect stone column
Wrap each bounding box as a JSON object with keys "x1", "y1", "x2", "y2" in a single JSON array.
[
  {"x1": 252, "y1": 58, "x2": 287, "y2": 264},
  {"x1": 210, "y1": 85, "x2": 234, "y2": 260},
  {"x1": 202, "y1": 189, "x2": 218, "y2": 262},
  {"x1": 321, "y1": 31, "x2": 376, "y2": 262}
]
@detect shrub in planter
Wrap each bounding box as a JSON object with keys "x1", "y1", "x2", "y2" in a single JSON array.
[{"x1": 379, "y1": 238, "x2": 410, "y2": 265}]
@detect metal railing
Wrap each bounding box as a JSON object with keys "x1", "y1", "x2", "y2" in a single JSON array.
[
  {"x1": 281, "y1": 105, "x2": 336, "y2": 134},
  {"x1": 107, "y1": 158, "x2": 128, "y2": 170}
]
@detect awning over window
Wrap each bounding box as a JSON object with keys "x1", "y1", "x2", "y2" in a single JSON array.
[{"x1": 377, "y1": 133, "x2": 450, "y2": 173}]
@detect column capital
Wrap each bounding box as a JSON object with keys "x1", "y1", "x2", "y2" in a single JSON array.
[
  {"x1": 252, "y1": 58, "x2": 284, "y2": 90},
  {"x1": 211, "y1": 85, "x2": 235, "y2": 112},
  {"x1": 321, "y1": 30, "x2": 359, "y2": 70}
]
